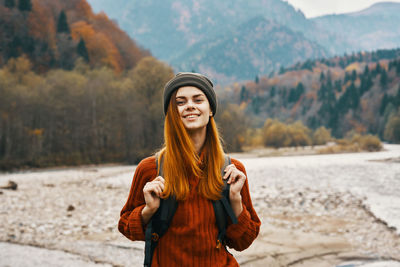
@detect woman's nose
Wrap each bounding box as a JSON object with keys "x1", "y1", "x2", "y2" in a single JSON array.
[{"x1": 186, "y1": 100, "x2": 195, "y2": 109}]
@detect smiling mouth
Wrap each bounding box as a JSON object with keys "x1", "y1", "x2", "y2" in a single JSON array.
[{"x1": 184, "y1": 114, "x2": 200, "y2": 118}]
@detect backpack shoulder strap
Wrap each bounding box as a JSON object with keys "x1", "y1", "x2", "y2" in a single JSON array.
[
  {"x1": 144, "y1": 153, "x2": 177, "y2": 267},
  {"x1": 212, "y1": 154, "x2": 238, "y2": 249},
  {"x1": 221, "y1": 154, "x2": 238, "y2": 224}
]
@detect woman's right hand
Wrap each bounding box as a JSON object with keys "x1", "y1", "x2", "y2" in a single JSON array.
[{"x1": 141, "y1": 176, "x2": 165, "y2": 224}]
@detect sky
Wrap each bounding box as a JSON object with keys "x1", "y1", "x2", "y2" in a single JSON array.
[{"x1": 285, "y1": 0, "x2": 400, "y2": 18}]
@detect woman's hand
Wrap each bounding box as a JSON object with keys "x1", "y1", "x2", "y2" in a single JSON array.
[
  {"x1": 141, "y1": 176, "x2": 165, "y2": 224},
  {"x1": 223, "y1": 164, "x2": 246, "y2": 217}
]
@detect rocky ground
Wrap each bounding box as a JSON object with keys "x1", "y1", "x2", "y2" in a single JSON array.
[{"x1": 1, "y1": 147, "x2": 400, "y2": 267}]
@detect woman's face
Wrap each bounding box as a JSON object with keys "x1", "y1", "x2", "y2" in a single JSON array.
[{"x1": 175, "y1": 86, "x2": 212, "y2": 132}]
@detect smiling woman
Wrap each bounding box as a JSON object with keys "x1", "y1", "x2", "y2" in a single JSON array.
[{"x1": 118, "y1": 72, "x2": 261, "y2": 267}]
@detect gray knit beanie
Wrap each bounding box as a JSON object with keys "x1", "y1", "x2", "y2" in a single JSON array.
[{"x1": 163, "y1": 72, "x2": 217, "y2": 116}]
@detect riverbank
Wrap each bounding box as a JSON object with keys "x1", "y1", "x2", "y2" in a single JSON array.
[{"x1": 0, "y1": 145, "x2": 399, "y2": 266}]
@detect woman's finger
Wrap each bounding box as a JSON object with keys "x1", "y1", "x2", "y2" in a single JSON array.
[
  {"x1": 152, "y1": 183, "x2": 164, "y2": 195},
  {"x1": 151, "y1": 180, "x2": 165, "y2": 190},
  {"x1": 144, "y1": 181, "x2": 163, "y2": 195},
  {"x1": 154, "y1": 176, "x2": 165, "y2": 183},
  {"x1": 224, "y1": 164, "x2": 236, "y2": 178},
  {"x1": 223, "y1": 167, "x2": 233, "y2": 179},
  {"x1": 228, "y1": 171, "x2": 239, "y2": 184}
]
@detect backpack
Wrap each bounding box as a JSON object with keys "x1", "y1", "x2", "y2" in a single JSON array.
[{"x1": 143, "y1": 154, "x2": 238, "y2": 267}]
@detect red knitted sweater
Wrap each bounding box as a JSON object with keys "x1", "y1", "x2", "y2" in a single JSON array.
[{"x1": 118, "y1": 156, "x2": 261, "y2": 267}]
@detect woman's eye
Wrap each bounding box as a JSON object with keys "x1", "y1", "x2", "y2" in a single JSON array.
[
  {"x1": 177, "y1": 101, "x2": 185, "y2": 105},
  {"x1": 195, "y1": 99, "x2": 203, "y2": 103}
]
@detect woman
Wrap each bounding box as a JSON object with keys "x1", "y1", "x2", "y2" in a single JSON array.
[{"x1": 118, "y1": 72, "x2": 261, "y2": 266}]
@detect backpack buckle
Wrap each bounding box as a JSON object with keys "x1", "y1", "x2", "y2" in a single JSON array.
[{"x1": 151, "y1": 233, "x2": 159, "y2": 242}]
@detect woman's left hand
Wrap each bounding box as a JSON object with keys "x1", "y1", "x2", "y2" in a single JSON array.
[{"x1": 223, "y1": 164, "x2": 246, "y2": 202}]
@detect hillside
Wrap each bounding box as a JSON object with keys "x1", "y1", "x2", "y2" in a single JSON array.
[
  {"x1": 223, "y1": 48, "x2": 400, "y2": 139},
  {"x1": 0, "y1": 0, "x2": 150, "y2": 72}
]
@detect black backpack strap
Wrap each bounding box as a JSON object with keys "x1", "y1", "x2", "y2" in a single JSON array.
[
  {"x1": 144, "y1": 220, "x2": 155, "y2": 267},
  {"x1": 212, "y1": 154, "x2": 238, "y2": 249},
  {"x1": 144, "y1": 153, "x2": 177, "y2": 267}
]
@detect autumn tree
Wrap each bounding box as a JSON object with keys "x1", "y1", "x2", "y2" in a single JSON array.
[
  {"x1": 312, "y1": 126, "x2": 332, "y2": 145},
  {"x1": 262, "y1": 119, "x2": 289, "y2": 148},
  {"x1": 286, "y1": 121, "x2": 311, "y2": 147},
  {"x1": 216, "y1": 103, "x2": 248, "y2": 152},
  {"x1": 124, "y1": 57, "x2": 173, "y2": 161}
]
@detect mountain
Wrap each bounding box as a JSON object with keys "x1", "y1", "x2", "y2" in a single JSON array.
[
  {"x1": 87, "y1": 0, "x2": 400, "y2": 81},
  {"x1": 0, "y1": 0, "x2": 150, "y2": 72},
  {"x1": 312, "y1": 2, "x2": 400, "y2": 53},
  {"x1": 171, "y1": 16, "x2": 327, "y2": 82},
  {"x1": 87, "y1": 0, "x2": 317, "y2": 61}
]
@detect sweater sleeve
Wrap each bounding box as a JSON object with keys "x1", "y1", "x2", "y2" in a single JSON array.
[
  {"x1": 225, "y1": 158, "x2": 261, "y2": 251},
  {"x1": 118, "y1": 156, "x2": 157, "y2": 241}
]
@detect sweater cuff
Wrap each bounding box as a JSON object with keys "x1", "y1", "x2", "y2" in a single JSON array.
[
  {"x1": 225, "y1": 203, "x2": 251, "y2": 240},
  {"x1": 128, "y1": 205, "x2": 146, "y2": 240}
]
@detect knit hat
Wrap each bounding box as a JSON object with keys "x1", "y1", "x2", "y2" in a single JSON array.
[{"x1": 163, "y1": 72, "x2": 217, "y2": 116}]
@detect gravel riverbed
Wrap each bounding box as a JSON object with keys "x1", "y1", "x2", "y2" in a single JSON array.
[{"x1": 1, "y1": 145, "x2": 399, "y2": 267}]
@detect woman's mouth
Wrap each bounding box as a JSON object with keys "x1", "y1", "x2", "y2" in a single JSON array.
[
  {"x1": 184, "y1": 114, "x2": 200, "y2": 120},
  {"x1": 184, "y1": 114, "x2": 200, "y2": 118}
]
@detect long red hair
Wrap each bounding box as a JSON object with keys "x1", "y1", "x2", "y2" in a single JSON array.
[{"x1": 158, "y1": 91, "x2": 225, "y2": 201}]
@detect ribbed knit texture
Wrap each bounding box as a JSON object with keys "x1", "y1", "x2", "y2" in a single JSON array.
[{"x1": 118, "y1": 156, "x2": 261, "y2": 267}]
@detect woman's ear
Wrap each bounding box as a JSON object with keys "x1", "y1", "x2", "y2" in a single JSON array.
[{"x1": 210, "y1": 111, "x2": 213, "y2": 117}]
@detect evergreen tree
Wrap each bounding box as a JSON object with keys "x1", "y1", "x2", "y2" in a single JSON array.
[
  {"x1": 363, "y1": 65, "x2": 369, "y2": 75},
  {"x1": 360, "y1": 75, "x2": 373, "y2": 95},
  {"x1": 239, "y1": 86, "x2": 248, "y2": 102},
  {"x1": 344, "y1": 72, "x2": 351, "y2": 83},
  {"x1": 77, "y1": 38, "x2": 89, "y2": 62},
  {"x1": 351, "y1": 70, "x2": 357, "y2": 81},
  {"x1": 255, "y1": 75, "x2": 259, "y2": 84},
  {"x1": 319, "y1": 72, "x2": 325, "y2": 82},
  {"x1": 374, "y1": 63, "x2": 382, "y2": 76},
  {"x1": 57, "y1": 10, "x2": 70, "y2": 33},
  {"x1": 348, "y1": 82, "x2": 359, "y2": 109},
  {"x1": 18, "y1": 0, "x2": 31, "y2": 11},
  {"x1": 288, "y1": 87, "x2": 297, "y2": 103},
  {"x1": 380, "y1": 69, "x2": 388, "y2": 87},
  {"x1": 270, "y1": 86, "x2": 276, "y2": 97},
  {"x1": 396, "y1": 61, "x2": 400, "y2": 75},
  {"x1": 5, "y1": 0, "x2": 15, "y2": 8},
  {"x1": 334, "y1": 80, "x2": 342, "y2": 93}
]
